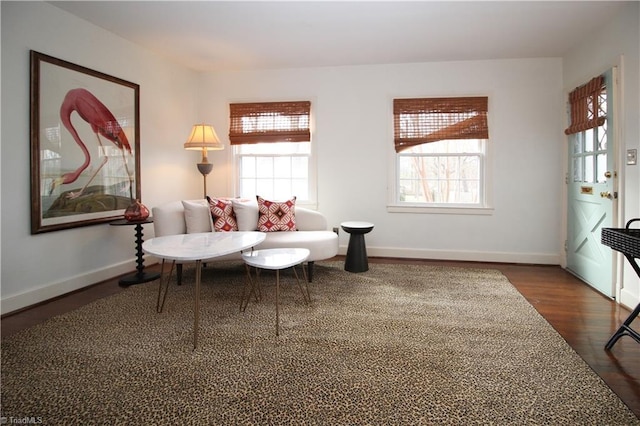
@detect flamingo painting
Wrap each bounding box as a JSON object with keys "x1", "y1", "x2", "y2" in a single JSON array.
[{"x1": 51, "y1": 88, "x2": 133, "y2": 200}]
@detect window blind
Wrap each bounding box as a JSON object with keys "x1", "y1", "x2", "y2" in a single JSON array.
[
  {"x1": 229, "y1": 101, "x2": 311, "y2": 144},
  {"x1": 564, "y1": 76, "x2": 605, "y2": 135},
  {"x1": 393, "y1": 97, "x2": 489, "y2": 153}
]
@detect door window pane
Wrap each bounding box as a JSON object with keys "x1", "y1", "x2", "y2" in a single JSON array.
[
  {"x1": 584, "y1": 129, "x2": 594, "y2": 152},
  {"x1": 573, "y1": 133, "x2": 583, "y2": 154},
  {"x1": 597, "y1": 126, "x2": 607, "y2": 150},
  {"x1": 584, "y1": 155, "x2": 594, "y2": 183},
  {"x1": 573, "y1": 157, "x2": 583, "y2": 182},
  {"x1": 596, "y1": 154, "x2": 607, "y2": 183}
]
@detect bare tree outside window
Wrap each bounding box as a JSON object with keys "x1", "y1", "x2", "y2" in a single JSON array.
[
  {"x1": 393, "y1": 97, "x2": 488, "y2": 207},
  {"x1": 398, "y1": 139, "x2": 483, "y2": 205}
]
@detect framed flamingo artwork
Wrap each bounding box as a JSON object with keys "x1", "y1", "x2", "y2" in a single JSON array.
[{"x1": 30, "y1": 51, "x2": 140, "y2": 234}]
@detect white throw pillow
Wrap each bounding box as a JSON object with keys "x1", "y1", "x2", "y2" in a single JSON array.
[
  {"x1": 181, "y1": 200, "x2": 213, "y2": 233},
  {"x1": 231, "y1": 198, "x2": 259, "y2": 231}
]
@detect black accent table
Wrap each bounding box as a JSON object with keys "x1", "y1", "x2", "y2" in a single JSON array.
[
  {"x1": 601, "y1": 218, "x2": 640, "y2": 350},
  {"x1": 110, "y1": 218, "x2": 161, "y2": 287},
  {"x1": 341, "y1": 221, "x2": 374, "y2": 273}
]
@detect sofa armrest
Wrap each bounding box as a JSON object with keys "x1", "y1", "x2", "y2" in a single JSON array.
[{"x1": 295, "y1": 207, "x2": 328, "y2": 231}]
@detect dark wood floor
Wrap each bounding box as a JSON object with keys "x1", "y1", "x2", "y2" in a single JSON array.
[{"x1": 2, "y1": 257, "x2": 639, "y2": 418}]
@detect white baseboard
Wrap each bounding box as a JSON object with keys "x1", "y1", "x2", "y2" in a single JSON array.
[
  {"x1": 1, "y1": 260, "x2": 136, "y2": 315},
  {"x1": 339, "y1": 245, "x2": 560, "y2": 265},
  {"x1": 2, "y1": 247, "x2": 562, "y2": 316},
  {"x1": 619, "y1": 287, "x2": 640, "y2": 311}
]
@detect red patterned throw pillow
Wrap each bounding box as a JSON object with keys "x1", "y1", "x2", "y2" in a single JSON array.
[
  {"x1": 206, "y1": 196, "x2": 238, "y2": 232},
  {"x1": 257, "y1": 196, "x2": 297, "y2": 232}
]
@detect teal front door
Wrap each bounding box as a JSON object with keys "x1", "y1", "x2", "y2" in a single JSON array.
[{"x1": 566, "y1": 69, "x2": 617, "y2": 298}]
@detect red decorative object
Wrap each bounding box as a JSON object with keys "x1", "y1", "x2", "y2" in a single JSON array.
[{"x1": 124, "y1": 199, "x2": 150, "y2": 222}]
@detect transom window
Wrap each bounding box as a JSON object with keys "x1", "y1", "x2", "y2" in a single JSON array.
[
  {"x1": 392, "y1": 97, "x2": 489, "y2": 208},
  {"x1": 229, "y1": 101, "x2": 314, "y2": 202}
]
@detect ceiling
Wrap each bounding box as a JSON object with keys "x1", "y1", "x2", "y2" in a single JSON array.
[{"x1": 49, "y1": 1, "x2": 626, "y2": 72}]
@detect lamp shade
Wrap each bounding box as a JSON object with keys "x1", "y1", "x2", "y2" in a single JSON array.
[{"x1": 184, "y1": 124, "x2": 224, "y2": 151}]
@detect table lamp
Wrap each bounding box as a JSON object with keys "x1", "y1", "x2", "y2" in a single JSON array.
[{"x1": 184, "y1": 124, "x2": 224, "y2": 198}]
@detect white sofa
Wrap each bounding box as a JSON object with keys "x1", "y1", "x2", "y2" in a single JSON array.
[{"x1": 151, "y1": 198, "x2": 339, "y2": 282}]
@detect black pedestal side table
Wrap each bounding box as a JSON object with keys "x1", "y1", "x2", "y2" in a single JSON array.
[
  {"x1": 341, "y1": 221, "x2": 374, "y2": 273},
  {"x1": 110, "y1": 218, "x2": 161, "y2": 287}
]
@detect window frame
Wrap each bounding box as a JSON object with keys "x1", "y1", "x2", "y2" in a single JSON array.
[
  {"x1": 387, "y1": 96, "x2": 493, "y2": 214},
  {"x1": 228, "y1": 100, "x2": 317, "y2": 206},
  {"x1": 388, "y1": 139, "x2": 493, "y2": 215}
]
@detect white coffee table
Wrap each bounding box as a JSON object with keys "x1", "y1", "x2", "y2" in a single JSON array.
[
  {"x1": 241, "y1": 248, "x2": 310, "y2": 336},
  {"x1": 142, "y1": 231, "x2": 266, "y2": 349}
]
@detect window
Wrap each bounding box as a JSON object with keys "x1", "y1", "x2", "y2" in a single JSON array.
[
  {"x1": 564, "y1": 76, "x2": 608, "y2": 184},
  {"x1": 229, "y1": 101, "x2": 315, "y2": 203},
  {"x1": 235, "y1": 142, "x2": 311, "y2": 201},
  {"x1": 398, "y1": 139, "x2": 484, "y2": 204},
  {"x1": 391, "y1": 97, "x2": 489, "y2": 210}
]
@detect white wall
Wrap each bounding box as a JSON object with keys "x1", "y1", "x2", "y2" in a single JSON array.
[
  {"x1": 0, "y1": 2, "x2": 204, "y2": 313},
  {"x1": 563, "y1": 2, "x2": 640, "y2": 309},
  {"x1": 202, "y1": 59, "x2": 565, "y2": 264}
]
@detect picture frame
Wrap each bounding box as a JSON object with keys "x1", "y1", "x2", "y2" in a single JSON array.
[{"x1": 30, "y1": 51, "x2": 140, "y2": 234}]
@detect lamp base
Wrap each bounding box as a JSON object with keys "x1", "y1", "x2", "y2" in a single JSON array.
[
  {"x1": 196, "y1": 162, "x2": 213, "y2": 198},
  {"x1": 197, "y1": 162, "x2": 213, "y2": 176}
]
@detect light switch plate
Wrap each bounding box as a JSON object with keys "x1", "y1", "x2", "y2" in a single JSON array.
[{"x1": 627, "y1": 149, "x2": 637, "y2": 165}]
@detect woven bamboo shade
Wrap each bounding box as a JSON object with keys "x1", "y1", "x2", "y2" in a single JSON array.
[
  {"x1": 229, "y1": 101, "x2": 311, "y2": 144},
  {"x1": 564, "y1": 76, "x2": 605, "y2": 135},
  {"x1": 393, "y1": 97, "x2": 488, "y2": 152}
]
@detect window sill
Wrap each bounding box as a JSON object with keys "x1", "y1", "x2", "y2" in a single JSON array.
[
  {"x1": 387, "y1": 204, "x2": 494, "y2": 215},
  {"x1": 296, "y1": 201, "x2": 318, "y2": 210}
]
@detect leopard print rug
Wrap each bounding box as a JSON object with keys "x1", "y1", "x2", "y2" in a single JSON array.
[{"x1": 2, "y1": 261, "x2": 638, "y2": 425}]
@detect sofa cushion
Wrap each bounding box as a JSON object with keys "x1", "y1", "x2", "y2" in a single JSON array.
[
  {"x1": 181, "y1": 200, "x2": 213, "y2": 233},
  {"x1": 206, "y1": 196, "x2": 238, "y2": 232},
  {"x1": 257, "y1": 196, "x2": 296, "y2": 232},
  {"x1": 151, "y1": 201, "x2": 187, "y2": 237},
  {"x1": 231, "y1": 198, "x2": 259, "y2": 231}
]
